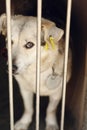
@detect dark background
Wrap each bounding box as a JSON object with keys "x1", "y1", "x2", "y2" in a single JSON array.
[{"x1": 0, "y1": 0, "x2": 87, "y2": 130}]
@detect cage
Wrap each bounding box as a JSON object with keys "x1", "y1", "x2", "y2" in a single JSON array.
[{"x1": 0, "y1": 0, "x2": 87, "y2": 130}]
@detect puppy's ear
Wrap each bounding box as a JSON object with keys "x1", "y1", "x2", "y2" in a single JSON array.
[
  {"x1": 41, "y1": 19, "x2": 64, "y2": 45},
  {"x1": 49, "y1": 26, "x2": 64, "y2": 42},
  {"x1": 0, "y1": 13, "x2": 7, "y2": 35}
]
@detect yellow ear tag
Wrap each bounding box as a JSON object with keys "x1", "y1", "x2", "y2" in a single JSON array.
[
  {"x1": 44, "y1": 42, "x2": 49, "y2": 50},
  {"x1": 49, "y1": 36, "x2": 55, "y2": 49}
]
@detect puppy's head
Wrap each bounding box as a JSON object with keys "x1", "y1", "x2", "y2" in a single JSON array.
[{"x1": 0, "y1": 14, "x2": 64, "y2": 74}]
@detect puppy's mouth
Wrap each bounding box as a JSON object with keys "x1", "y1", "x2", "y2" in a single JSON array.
[{"x1": 6, "y1": 62, "x2": 31, "y2": 75}]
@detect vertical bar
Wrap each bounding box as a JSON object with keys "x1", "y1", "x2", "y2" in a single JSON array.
[
  {"x1": 60, "y1": 0, "x2": 72, "y2": 130},
  {"x1": 36, "y1": 0, "x2": 42, "y2": 130},
  {"x1": 6, "y1": 0, "x2": 14, "y2": 130}
]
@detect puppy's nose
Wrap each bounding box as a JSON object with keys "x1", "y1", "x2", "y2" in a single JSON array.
[{"x1": 12, "y1": 64, "x2": 18, "y2": 74}]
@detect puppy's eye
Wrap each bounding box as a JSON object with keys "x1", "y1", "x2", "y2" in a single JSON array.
[{"x1": 25, "y1": 42, "x2": 34, "y2": 49}]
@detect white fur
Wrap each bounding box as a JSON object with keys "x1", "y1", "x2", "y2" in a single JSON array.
[{"x1": 0, "y1": 14, "x2": 72, "y2": 130}]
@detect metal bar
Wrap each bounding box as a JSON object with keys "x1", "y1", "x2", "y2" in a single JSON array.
[
  {"x1": 36, "y1": 0, "x2": 42, "y2": 130},
  {"x1": 6, "y1": 0, "x2": 14, "y2": 130},
  {"x1": 60, "y1": 0, "x2": 72, "y2": 130}
]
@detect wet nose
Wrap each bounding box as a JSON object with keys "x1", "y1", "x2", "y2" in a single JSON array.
[
  {"x1": 12, "y1": 64, "x2": 18, "y2": 74},
  {"x1": 6, "y1": 64, "x2": 18, "y2": 74}
]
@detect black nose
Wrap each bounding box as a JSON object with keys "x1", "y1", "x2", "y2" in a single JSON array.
[
  {"x1": 12, "y1": 64, "x2": 18, "y2": 74},
  {"x1": 6, "y1": 64, "x2": 18, "y2": 74}
]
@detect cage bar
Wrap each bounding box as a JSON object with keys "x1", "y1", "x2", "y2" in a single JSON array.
[
  {"x1": 36, "y1": 0, "x2": 42, "y2": 130},
  {"x1": 6, "y1": 0, "x2": 14, "y2": 130},
  {"x1": 60, "y1": 0, "x2": 72, "y2": 130}
]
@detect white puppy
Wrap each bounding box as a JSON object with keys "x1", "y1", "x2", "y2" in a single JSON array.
[{"x1": 0, "y1": 14, "x2": 72, "y2": 130}]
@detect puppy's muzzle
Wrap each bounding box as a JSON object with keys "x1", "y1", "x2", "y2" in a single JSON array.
[
  {"x1": 6, "y1": 64, "x2": 18, "y2": 74},
  {"x1": 12, "y1": 64, "x2": 18, "y2": 74},
  {"x1": 12, "y1": 59, "x2": 18, "y2": 74}
]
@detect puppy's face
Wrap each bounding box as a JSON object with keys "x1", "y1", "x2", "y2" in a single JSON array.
[
  {"x1": 0, "y1": 14, "x2": 64, "y2": 74},
  {"x1": 11, "y1": 18, "x2": 37, "y2": 74}
]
